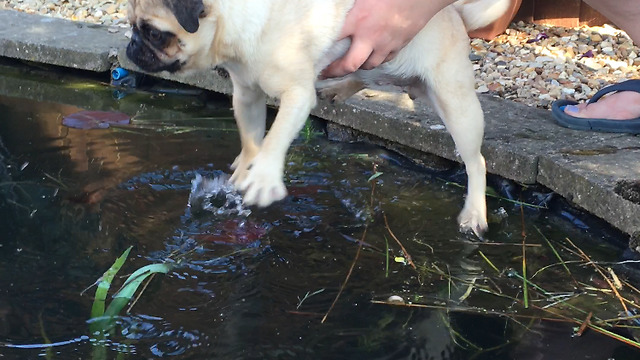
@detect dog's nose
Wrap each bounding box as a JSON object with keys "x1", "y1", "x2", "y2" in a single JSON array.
[{"x1": 129, "y1": 31, "x2": 141, "y2": 49}]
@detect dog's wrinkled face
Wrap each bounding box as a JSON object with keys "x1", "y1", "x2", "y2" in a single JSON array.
[{"x1": 126, "y1": 0, "x2": 214, "y2": 73}]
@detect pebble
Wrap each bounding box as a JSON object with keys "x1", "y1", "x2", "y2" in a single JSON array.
[
  {"x1": 387, "y1": 295, "x2": 405, "y2": 304},
  {"x1": 476, "y1": 85, "x2": 490, "y2": 93},
  {"x1": 1, "y1": 1, "x2": 638, "y2": 109}
]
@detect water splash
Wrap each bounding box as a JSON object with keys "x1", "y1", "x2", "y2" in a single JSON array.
[{"x1": 188, "y1": 173, "x2": 250, "y2": 217}]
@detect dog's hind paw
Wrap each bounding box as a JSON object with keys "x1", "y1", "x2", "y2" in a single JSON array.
[
  {"x1": 318, "y1": 88, "x2": 345, "y2": 104},
  {"x1": 316, "y1": 78, "x2": 365, "y2": 104},
  {"x1": 458, "y1": 208, "x2": 488, "y2": 239}
]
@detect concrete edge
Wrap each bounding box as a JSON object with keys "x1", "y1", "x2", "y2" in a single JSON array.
[{"x1": 538, "y1": 156, "x2": 640, "y2": 234}]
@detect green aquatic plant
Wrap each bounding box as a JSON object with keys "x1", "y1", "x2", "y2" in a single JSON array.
[
  {"x1": 300, "y1": 117, "x2": 324, "y2": 142},
  {"x1": 89, "y1": 247, "x2": 172, "y2": 360}
]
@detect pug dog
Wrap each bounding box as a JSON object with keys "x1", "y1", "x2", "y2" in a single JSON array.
[{"x1": 126, "y1": 0, "x2": 510, "y2": 236}]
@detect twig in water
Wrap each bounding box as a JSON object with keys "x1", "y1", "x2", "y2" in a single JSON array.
[
  {"x1": 369, "y1": 163, "x2": 379, "y2": 209},
  {"x1": 512, "y1": 286, "x2": 640, "y2": 349},
  {"x1": 531, "y1": 260, "x2": 584, "y2": 279},
  {"x1": 541, "y1": 293, "x2": 581, "y2": 309},
  {"x1": 321, "y1": 225, "x2": 367, "y2": 324},
  {"x1": 384, "y1": 236, "x2": 390, "y2": 278},
  {"x1": 601, "y1": 313, "x2": 640, "y2": 324},
  {"x1": 607, "y1": 267, "x2": 623, "y2": 290},
  {"x1": 383, "y1": 212, "x2": 416, "y2": 270},
  {"x1": 127, "y1": 273, "x2": 156, "y2": 313},
  {"x1": 296, "y1": 288, "x2": 325, "y2": 310},
  {"x1": 437, "y1": 178, "x2": 547, "y2": 209},
  {"x1": 519, "y1": 202, "x2": 529, "y2": 309},
  {"x1": 620, "y1": 278, "x2": 640, "y2": 295},
  {"x1": 80, "y1": 277, "x2": 102, "y2": 296},
  {"x1": 287, "y1": 310, "x2": 325, "y2": 317},
  {"x1": 454, "y1": 240, "x2": 541, "y2": 247},
  {"x1": 458, "y1": 278, "x2": 477, "y2": 302},
  {"x1": 478, "y1": 250, "x2": 500, "y2": 273},
  {"x1": 321, "y1": 163, "x2": 379, "y2": 323},
  {"x1": 587, "y1": 323, "x2": 640, "y2": 349},
  {"x1": 42, "y1": 172, "x2": 69, "y2": 190},
  {"x1": 576, "y1": 312, "x2": 593, "y2": 336},
  {"x1": 564, "y1": 237, "x2": 630, "y2": 314},
  {"x1": 534, "y1": 226, "x2": 578, "y2": 286},
  {"x1": 438, "y1": 311, "x2": 482, "y2": 350},
  {"x1": 371, "y1": 300, "x2": 565, "y2": 323}
]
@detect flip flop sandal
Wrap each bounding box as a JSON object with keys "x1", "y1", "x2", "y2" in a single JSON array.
[{"x1": 551, "y1": 79, "x2": 640, "y2": 134}]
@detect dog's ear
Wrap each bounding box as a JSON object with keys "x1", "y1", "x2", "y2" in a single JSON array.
[{"x1": 163, "y1": 0, "x2": 205, "y2": 33}]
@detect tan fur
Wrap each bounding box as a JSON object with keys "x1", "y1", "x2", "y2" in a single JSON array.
[
  {"x1": 210, "y1": 10, "x2": 226, "y2": 64},
  {"x1": 126, "y1": 0, "x2": 511, "y2": 236}
]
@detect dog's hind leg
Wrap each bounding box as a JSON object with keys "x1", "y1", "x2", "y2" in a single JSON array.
[
  {"x1": 422, "y1": 64, "x2": 488, "y2": 237},
  {"x1": 316, "y1": 75, "x2": 365, "y2": 103},
  {"x1": 228, "y1": 78, "x2": 267, "y2": 186}
]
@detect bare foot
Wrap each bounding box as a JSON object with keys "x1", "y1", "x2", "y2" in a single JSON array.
[{"x1": 564, "y1": 91, "x2": 640, "y2": 120}]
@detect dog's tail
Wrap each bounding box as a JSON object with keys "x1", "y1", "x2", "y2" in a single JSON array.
[{"x1": 453, "y1": 0, "x2": 512, "y2": 32}]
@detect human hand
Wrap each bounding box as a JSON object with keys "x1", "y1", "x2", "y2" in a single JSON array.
[{"x1": 322, "y1": 0, "x2": 454, "y2": 78}]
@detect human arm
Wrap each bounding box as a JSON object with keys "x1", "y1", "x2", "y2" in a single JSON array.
[{"x1": 321, "y1": 0, "x2": 456, "y2": 78}]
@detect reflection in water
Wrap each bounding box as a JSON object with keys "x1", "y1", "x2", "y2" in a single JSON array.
[{"x1": 0, "y1": 62, "x2": 639, "y2": 359}]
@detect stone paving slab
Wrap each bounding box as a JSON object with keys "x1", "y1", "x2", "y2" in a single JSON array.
[
  {"x1": 0, "y1": 10, "x2": 128, "y2": 72},
  {"x1": 538, "y1": 149, "x2": 640, "y2": 240},
  {"x1": 1, "y1": 9, "x2": 639, "y2": 239}
]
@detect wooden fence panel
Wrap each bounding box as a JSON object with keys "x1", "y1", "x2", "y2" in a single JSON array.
[{"x1": 514, "y1": 0, "x2": 610, "y2": 27}]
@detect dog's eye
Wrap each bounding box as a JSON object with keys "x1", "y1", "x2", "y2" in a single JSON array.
[
  {"x1": 148, "y1": 28, "x2": 162, "y2": 41},
  {"x1": 140, "y1": 23, "x2": 164, "y2": 43}
]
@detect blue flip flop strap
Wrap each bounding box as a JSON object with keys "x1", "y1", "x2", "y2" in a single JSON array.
[{"x1": 588, "y1": 79, "x2": 640, "y2": 104}]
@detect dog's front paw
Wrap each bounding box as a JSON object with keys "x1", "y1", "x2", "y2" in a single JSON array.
[
  {"x1": 230, "y1": 148, "x2": 257, "y2": 184},
  {"x1": 458, "y1": 206, "x2": 488, "y2": 239},
  {"x1": 236, "y1": 155, "x2": 287, "y2": 207}
]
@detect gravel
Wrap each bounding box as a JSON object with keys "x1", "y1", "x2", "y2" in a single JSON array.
[
  {"x1": 475, "y1": 22, "x2": 639, "y2": 108},
  {"x1": 2, "y1": 0, "x2": 129, "y2": 26},
  {"x1": 2, "y1": 0, "x2": 639, "y2": 109}
]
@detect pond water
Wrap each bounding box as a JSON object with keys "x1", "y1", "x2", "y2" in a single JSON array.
[{"x1": 0, "y1": 60, "x2": 639, "y2": 359}]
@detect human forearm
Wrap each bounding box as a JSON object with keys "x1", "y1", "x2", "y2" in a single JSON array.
[{"x1": 322, "y1": 0, "x2": 456, "y2": 78}]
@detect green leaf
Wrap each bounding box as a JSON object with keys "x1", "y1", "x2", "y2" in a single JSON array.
[
  {"x1": 91, "y1": 247, "x2": 132, "y2": 320},
  {"x1": 89, "y1": 251, "x2": 172, "y2": 337},
  {"x1": 368, "y1": 172, "x2": 383, "y2": 182},
  {"x1": 103, "y1": 263, "x2": 172, "y2": 318}
]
